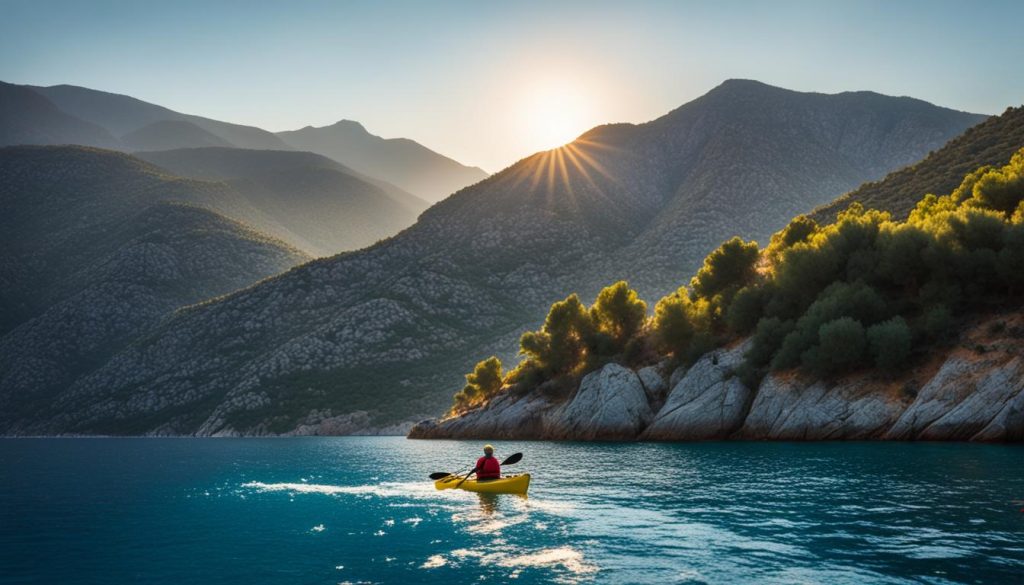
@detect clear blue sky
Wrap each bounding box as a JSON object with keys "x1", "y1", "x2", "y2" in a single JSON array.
[{"x1": 2, "y1": 0, "x2": 1022, "y2": 171}]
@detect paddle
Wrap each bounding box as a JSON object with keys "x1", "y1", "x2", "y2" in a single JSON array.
[
  {"x1": 454, "y1": 452, "x2": 523, "y2": 488},
  {"x1": 429, "y1": 471, "x2": 461, "y2": 480}
]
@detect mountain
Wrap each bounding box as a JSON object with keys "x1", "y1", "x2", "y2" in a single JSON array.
[
  {"x1": 0, "y1": 81, "x2": 995, "y2": 436},
  {"x1": 277, "y1": 120, "x2": 489, "y2": 202},
  {"x1": 121, "y1": 120, "x2": 233, "y2": 151},
  {"x1": 6, "y1": 81, "x2": 485, "y2": 204},
  {"x1": 30, "y1": 84, "x2": 291, "y2": 150},
  {"x1": 0, "y1": 81, "x2": 119, "y2": 148},
  {"x1": 412, "y1": 142, "x2": 1024, "y2": 443},
  {"x1": 0, "y1": 146, "x2": 309, "y2": 432},
  {"x1": 136, "y1": 147, "x2": 428, "y2": 256},
  {"x1": 813, "y1": 105, "x2": 1024, "y2": 222}
]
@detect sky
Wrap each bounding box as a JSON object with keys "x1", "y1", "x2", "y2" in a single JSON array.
[{"x1": 2, "y1": 0, "x2": 1022, "y2": 172}]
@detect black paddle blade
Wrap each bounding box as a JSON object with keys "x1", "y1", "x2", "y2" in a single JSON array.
[
  {"x1": 501, "y1": 452, "x2": 523, "y2": 466},
  {"x1": 429, "y1": 472, "x2": 452, "y2": 480}
]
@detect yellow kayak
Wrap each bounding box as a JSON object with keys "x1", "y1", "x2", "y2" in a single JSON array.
[{"x1": 434, "y1": 473, "x2": 531, "y2": 494}]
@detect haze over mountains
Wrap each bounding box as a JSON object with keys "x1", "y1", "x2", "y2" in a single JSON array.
[
  {"x1": 0, "y1": 146, "x2": 309, "y2": 428},
  {"x1": 277, "y1": 120, "x2": 489, "y2": 203},
  {"x1": 0, "y1": 81, "x2": 487, "y2": 209},
  {"x1": 135, "y1": 148, "x2": 427, "y2": 256},
  {"x1": 0, "y1": 81, "x2": 119, "y2": 149},
  {"x1": 0, "y1": 79, "x2": 1002, "y2": 436}
]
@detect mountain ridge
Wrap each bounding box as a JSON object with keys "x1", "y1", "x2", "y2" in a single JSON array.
[
  {"x1": 277, "y1": 119, "x2": 489, "y2": 202},
  {"x1": 135, "y1": 146, "x2": 428, "y2": 256},
  {"x1": 11, "y1": 81, "x2": 489, "y2": 203}
]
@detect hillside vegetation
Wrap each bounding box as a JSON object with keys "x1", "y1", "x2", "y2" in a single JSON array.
[
  {"x1": 814, "y1": 106, "x2": 1024, "y2": 222},
  {"x1": 450, "y1": 149, "x2": 1024, "y2": 413}
]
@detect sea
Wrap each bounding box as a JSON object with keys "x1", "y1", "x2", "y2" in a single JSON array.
[{"x1": 1, "y1": 437, "x2": 1022, "y2": 584}]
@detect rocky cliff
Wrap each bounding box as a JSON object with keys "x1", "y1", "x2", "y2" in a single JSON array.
[{"x1": 409, "y1": 313, "x2": 1024, "y2": 442}]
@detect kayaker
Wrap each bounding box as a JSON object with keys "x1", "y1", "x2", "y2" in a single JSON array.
[{"x1": 473, "y1": 444, "x2": 501, "y2": 481}]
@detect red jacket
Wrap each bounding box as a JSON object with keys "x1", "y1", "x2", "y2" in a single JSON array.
[{"x1": 475, "y1": 455, "x2": 501, "y2": 479}]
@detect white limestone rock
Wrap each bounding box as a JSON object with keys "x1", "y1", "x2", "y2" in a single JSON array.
[
  {"x1": 738, "y1": 374, "x2": 906, "y2": 440},
  {"x1": 887, "y1": 356, "x2": 1024, "y2": 441},
  {"x1": 641, "y1": 344, "x2": 751, "y2": 440},
  {"x1": 548, "y1": 363, "x2": 653, "y2": 440}
]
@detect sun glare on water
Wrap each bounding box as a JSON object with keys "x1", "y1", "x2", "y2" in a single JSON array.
[{"x1": 522, "y1": 84, "x2": 593, "y2": 151}]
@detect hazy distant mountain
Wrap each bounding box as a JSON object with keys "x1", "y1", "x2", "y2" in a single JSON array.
[
  {"x1": 0, "y1": 81, "x2": 119, "y2": 148},
  {"x1": 121, "y1": 120, "x2": 233, "y2": 151},
  {"x1": 277, "y1": 120, "x2": 488, "y2": 202},
  {"x1": 31, "y1": 84, "x2": 290, "y2": 150},
  {"x1": 136, "y1": 147, "x2": 428, "y2": 256},
  {"x1": 0, "y1": 146, "x2": 309, "y2": 431},
  {"x1": 6, "y1": 80, "x2": 484, "y2": 205},
  {"x1": 16, "y1": 80, "x2": 997, "y2": 436}
]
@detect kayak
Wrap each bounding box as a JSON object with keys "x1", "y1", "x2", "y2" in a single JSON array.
[{"x1": 434, "y1": 473, "x2": 531, "y2": 495}]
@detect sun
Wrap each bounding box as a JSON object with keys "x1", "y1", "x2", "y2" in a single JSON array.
[{"x1": 522, "y1": 84, "x2": 593, "y2": 151}]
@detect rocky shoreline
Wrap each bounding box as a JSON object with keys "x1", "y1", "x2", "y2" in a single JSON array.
[{"x1": 409, "y1": 314, "x2": 1024, "y2": 442}]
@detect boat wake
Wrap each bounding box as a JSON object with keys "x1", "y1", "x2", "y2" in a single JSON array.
[{"x1": 241, "y1": 480, "x2": 442, "y2": 499}]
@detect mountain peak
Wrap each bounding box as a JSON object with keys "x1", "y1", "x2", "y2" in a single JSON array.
[
  {"x1": 328, "y1": 119, "x2": 370, "y2": 134},
  {"x1": 707, "y1": 78, "x2": 785, "y2": 96}
]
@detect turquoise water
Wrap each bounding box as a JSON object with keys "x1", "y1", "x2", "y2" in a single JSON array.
[{"x1": 1, "y1": 439, "x2": 1022, "y2": 584}]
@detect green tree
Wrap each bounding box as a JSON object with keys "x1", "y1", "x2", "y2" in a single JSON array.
[
  {"x1": 451, "y1": 356, "x2": 504, "y2": 412},
  {"x1": 969, "y1": 151, "x2": 1024, "y2": 215},
  {"x1": 803, "y1": 317, "x2": 866, "y2": 376},
  {"x1": 589, "y1": 281, "x2": 648, "y2": 349},
  {"x1": 725, "y1": 284, "x2": 770, "y2": 334},
  {"x1": 770, "y1": 281, "x2": 887, "y2": 370},
  {"x1": 876, "y1": 224, "x2": 931, "y2": 293},
  {"x1": 690, "y1": 237, "x2": 760, "y2": 302},
  {"x1": 519, "y1": 293, "x2": 594, "y2": 374},
  {"x1": 867, "y1": 317, "x2": 912, "y2": 371},
  {"x1": 765, "y1": 215, "x2": 819, "y2": 267},
  {"x1": 921, "y1": 304, "x2": 954, "y2": 342},
  {"x1": 999, "y1": 222, "x2": 1024, "y2": 292},
  {"x1": 652, "y1": 286, "x2": 712, "y2": 357},
  {"x1": 747, "y1": 316, "x2": 794, "y2": 368}
]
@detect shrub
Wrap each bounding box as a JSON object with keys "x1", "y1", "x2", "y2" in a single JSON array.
[
  {"x1": 725, "y1": 284, "x2": 770, "y2": 334},
  {"x1": 921, "y1": 304, "x2": 954, "y2": 342},
  {"x1": 803, "y1": 317, "x2": 866, "y2": 376},
  {"x1": 999, "y1": 223, "x2": 1024, "y2": 291},
  {"x1": 770, "y1": 281, "x2": 887, "y2": 370},
  {"x1": 747, "y1": 317, "x2": 795, "y2": 368},
  {"x1": 867, "y1": 317, "x2": 912, "y2": 371}
]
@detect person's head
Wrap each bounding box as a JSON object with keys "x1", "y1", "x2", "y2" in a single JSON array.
[{"x1": 483, "y1": 444, "x2": 494, "y2": 457}]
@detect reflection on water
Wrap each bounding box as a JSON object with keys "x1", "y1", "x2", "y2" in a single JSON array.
[
  {"x1": 1, "y1": 438, "x2": 1023, "y2": 584},
  {"x1": 477, "y1": 492, "x2": 500, "y2": 515}
]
